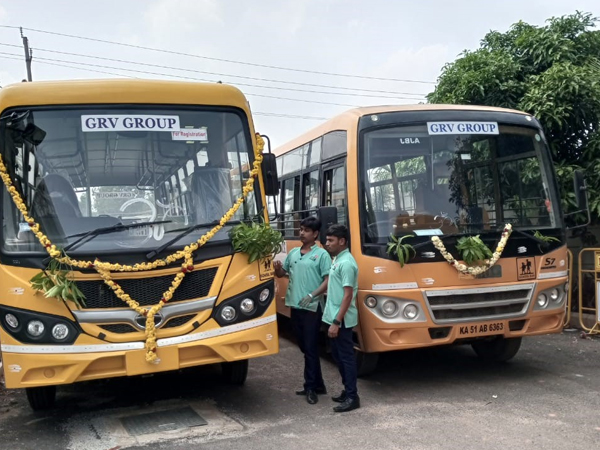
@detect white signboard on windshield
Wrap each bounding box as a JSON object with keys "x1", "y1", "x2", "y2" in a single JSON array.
[
  {"x1": 82, "y1": 115, "x2": 180, "y2": 132},
  {"x1": 427, "y1": 121, "x2": 499, "y2": 135}
]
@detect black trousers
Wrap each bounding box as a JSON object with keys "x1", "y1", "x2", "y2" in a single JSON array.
[
  {"x1": 290, "y1": 306, "x2": 326, "y2": 391},
  {"x1": 329, "y1": 323, "x2": 358, "y2": 399}
]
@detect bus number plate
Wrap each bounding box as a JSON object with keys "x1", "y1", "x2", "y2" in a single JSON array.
[{"x1": 458, "y1": 321, "x2": 505, "y2": 337}]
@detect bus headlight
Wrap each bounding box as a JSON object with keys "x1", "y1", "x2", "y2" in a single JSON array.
[
  {"x1": 5, "y1": 313, "x2": 19, "y2": 329},
  {"x1": 365, "y1": 296, "x2": 377, "y2": 308},
  {"x1": 221, "y1": 306, "x2": 237, "y2": 322},
  {"x1": 52, "y1": 324, "x2": 70, "y2": 340},
  {"x1": 240, "y1": 298, "x2": 255, "y2": 314},
  {"x1": 549, "y1": 288, "x2": 560, "y2": 302},
  {"x1": 0, "y1": 306, "x2": 80, "y2": 344},
  {"x1": 403, "y1": 304, "x2": 419, "y2": 320},
  {"x1": 381, "y1": 300, "x2": 398, "y2": 317},
  {"x1": 259, "y1": 288, "x2": 270, "y2": 303},
  {"x1": 536, "y1": 293, "x2": 548, "y2": 308},
  {"x1": 27, "y1": 320, "x2": 45, "y2": 337}
]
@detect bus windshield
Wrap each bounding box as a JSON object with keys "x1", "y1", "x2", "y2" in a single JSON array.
[
  {"x1": 1, "y1": 107, "x2": 258, "y2": 254},
  {"x1": 360, "y1": 123, "x2": 560, "y2": 244}
]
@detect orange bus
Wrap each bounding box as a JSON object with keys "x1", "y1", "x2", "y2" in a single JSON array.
[
  {"x1": 272, "y1": 105, "x2": 586, "y2": 375},
  {"x1": 0, "y1": 79, "x2": 280, "y2": 409}
]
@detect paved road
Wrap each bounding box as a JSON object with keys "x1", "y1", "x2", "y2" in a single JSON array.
[{"x1": 1, "y1": 327, "x2": 599, "y2": 450}]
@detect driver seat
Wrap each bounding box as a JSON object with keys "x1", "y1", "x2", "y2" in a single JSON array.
[{"x1": 33, "y1": 174, "x2": 82, "y2": 218}]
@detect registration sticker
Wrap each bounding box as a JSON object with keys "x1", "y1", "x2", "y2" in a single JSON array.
[
  {"x1": 457, "y1": 321, "x2": 505, "y2": 337},
  {"x1": 172, "y1": 127, "x2": 208, "y2": 141}
]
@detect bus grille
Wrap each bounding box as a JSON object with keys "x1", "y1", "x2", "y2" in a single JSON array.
[
  {"x1": 424, "y1": 284, "x2": 534, "y2": 324},
  {"x1": 76, "y1": 268, "x2": 218, "y2": 309}
]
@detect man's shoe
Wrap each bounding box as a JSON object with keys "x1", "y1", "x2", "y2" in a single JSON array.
[
  {"x1": 333, "y1": 396, "x2": 360, "y2": 413},
  {"x1": 296, "y1": 386, "x2": 327, "y2": 396},
  {"x1": 306, "y1": 390, "x2": 318, "y2": 404},
  {"x1": 331, "y1": 390, "x2": 347, "y2": 403}
]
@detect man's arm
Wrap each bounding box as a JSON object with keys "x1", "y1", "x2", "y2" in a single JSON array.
[
  {"x1": 298, "y1": 276, "x2": 328, "y2": 308},
  {"x1": 273, "y1": 260, "x2": 287, "y2": 278},
  {"x1": 328, "y1": 286, "x2": 353, "y2": 338},
  {"x1": 312, "y1": 275, "x2": 329, "y2": 298}
]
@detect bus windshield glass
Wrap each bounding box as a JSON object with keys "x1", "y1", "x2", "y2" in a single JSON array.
[
  {"x1": 360, "y1": 123, "x2": 560, "y2": 244},
  {"x1": 1, "y1": 107, "x2": 258, "y2": 254}
]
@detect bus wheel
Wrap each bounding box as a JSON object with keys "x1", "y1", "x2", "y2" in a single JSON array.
[
  {"x1": 471, "y1": 337, "x2": 522, "y2": 362},
  {"x1": 355, "y1": 350, "x2": 379, "y2": 377},
  {"x1": 26, "y1": 386, "x2": 56, "y2": 411},
  {"x1": 221, "y1": 360, "x2": 249, "y2": 385}
]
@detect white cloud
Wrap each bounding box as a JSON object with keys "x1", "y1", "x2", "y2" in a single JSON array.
[
  {"x1": 143, "y1": 0, "x2": 222, "y2": 35},
  {"x1": 367, "y1": 45, "x2": 453, "y2": 100}
]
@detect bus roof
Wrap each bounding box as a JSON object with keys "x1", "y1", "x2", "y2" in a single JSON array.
[
  {"x1": 0, "y1": 79, "x2": 251, "y2": 113},
  {"x1": 274, "y1": 104, "x2": 529, "y2": 156}
]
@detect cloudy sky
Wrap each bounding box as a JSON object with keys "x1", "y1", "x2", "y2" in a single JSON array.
[{"x1": 0, "y1": 0, "x2": 598, "y2": 147}]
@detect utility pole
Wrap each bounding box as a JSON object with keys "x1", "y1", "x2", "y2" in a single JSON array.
[{"x1": 20, "y1": 27, "x2": 33, "y2": 82}]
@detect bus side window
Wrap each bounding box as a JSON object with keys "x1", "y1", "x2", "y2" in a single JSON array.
[
  {"x1": 323, "y1": 165, "x2": 346, "y2": 226},
  {"x1": 282, "y1": 176, "x2": 301, "y2": 238},
  {"x1": 302, "y1": 169, "x2": 319, "y2": 216}
]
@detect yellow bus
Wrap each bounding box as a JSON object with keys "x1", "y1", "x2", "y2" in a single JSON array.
[
  {"x1": 273, "y1": 105, "x2": 587, "y2": 375},
  {"x1": 0, "y1": 79, "x2": 280, "y2": 410}
]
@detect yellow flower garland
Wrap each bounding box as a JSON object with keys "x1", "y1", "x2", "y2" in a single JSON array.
[
  {"x1": 431, "y1": 224, "x2": 512, "y2": 276},
  {"x1": 0, "y1": 133, "x2": 266, "y2": 363}
]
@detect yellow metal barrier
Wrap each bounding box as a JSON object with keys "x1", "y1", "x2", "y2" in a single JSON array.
[
  {"x1": 564, "y1": 249, "x2": 573, "y2": 327},
  {"x1": 577, "y1": 248, "x2": 600, "y2": 335}
]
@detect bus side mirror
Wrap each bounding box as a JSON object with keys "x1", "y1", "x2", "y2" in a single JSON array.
[
  {"x1": 261, "y1": 153, "x2": 279, "y2": 196},
  {"x1": 574, "y1": 170, "x2": 588, "y2": 211},
  {"x1": 318, "y1": 206, "x2": 337, "y2": 244}
]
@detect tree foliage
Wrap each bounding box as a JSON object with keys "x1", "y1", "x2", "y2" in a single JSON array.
[{"x1": 427, "y1": 11, "x2": 600, "y2": 222}]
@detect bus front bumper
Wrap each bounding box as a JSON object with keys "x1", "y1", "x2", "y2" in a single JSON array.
[
  {"x1": 0, "y1": 315, "x2": 278, "y2": 389},
  {"x1": 359, "y1": 309, "x2": 565, "y2": 353}
]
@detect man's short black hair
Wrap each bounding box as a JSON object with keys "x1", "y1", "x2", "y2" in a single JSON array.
[
  {"x1": 326, "y1": 224, "x2": 349, "y2": 242},
  {"x1": 300, "y1": 216, "x2": 321, "y2": 233}
]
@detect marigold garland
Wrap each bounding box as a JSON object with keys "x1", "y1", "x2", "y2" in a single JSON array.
[
  {"x1": 431, "y1": 224, "x2": 512, "y2": 276},
  {"x1": 0, "y1": 133, "x2": 266, "y2": 363}
]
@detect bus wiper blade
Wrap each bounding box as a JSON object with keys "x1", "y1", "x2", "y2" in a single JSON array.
[
  {"x1": 52, "y1": 220, "x2": 173, "y2": 260},
  {"x1": 145, "y1": 221, "x2": 218, "y2": 261},
  {"x1": 508, "y1": 227, "x2": 549, "y2": 247}
]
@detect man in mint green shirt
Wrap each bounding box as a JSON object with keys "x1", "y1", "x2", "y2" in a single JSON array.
[
  {"x1": 274, "y1": 217, "x2": 331, "y2": 405},
  {"x1": 323, "y1": 224, "x2": 360, "y2": 413}
]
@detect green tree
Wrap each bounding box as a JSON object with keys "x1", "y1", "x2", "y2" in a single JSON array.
[{"x1": 427, "y1": 11, "x2": 600, "y2": 222}]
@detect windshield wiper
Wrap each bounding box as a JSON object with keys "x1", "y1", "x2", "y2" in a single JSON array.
[
  {"x1": 507, "y1": 227, "x2": 549, "y2": 247},
  {"x1": 43, "y1": 220, "x2": 173, "y2": 263},
  {"x1": 145, "y1": 221, "x2": 218, "y2": 260}
]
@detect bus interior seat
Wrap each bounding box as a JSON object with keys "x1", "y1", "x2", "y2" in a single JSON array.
[
  {"x1": 191, "y1": 166, "x2": 233, "y2": 223},
  {"x1": 32, "y1": 173, "x2": 82, "y2": 218}
]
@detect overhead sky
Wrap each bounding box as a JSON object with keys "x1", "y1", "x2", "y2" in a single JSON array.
[{"x1": 0, "y1": 0, "x2": 598, "y2": 147}]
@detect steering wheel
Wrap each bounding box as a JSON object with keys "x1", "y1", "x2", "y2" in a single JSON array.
[
  {"x1": 115, "y1": 198, "x2": 158, "y2": 248},
  {"x1": 367, "y1": 220, "x2": 395, "y2": 237}
]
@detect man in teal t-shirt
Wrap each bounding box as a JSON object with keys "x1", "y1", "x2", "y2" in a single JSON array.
[
  {"x1": 323, "y1": 224, "x2": 360, "y2": 413},
  {"x1": 274, "y1": 217, "x2": 331, "y2": 405}
]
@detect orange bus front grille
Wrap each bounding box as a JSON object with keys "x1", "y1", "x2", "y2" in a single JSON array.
[
  {"x1": 424, "y1": 284, "x2": 534, "y2": 324},
  {"x1": 75, "y1": 267, "x2": 218, "y2": 309}
]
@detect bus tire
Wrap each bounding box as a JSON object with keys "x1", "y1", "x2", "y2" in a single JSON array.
[
  {"x1": 221, "y1": 360, "x2": 249, "y2": 385},
  {"x1": 26, "y1": 386, "x2": 56, "y2": 411},
  {"x1": 355, "y1": 350, "x2": 379, "y2": 377},
  {"x1": 471, "y1": 337, "x2": 522, "y2": 362}
]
